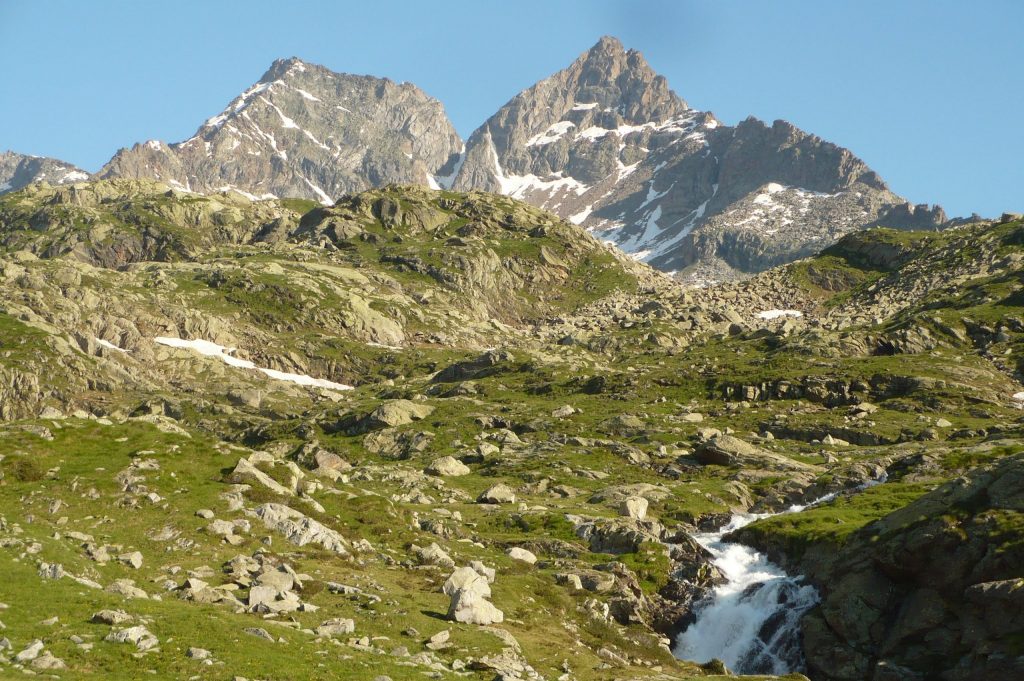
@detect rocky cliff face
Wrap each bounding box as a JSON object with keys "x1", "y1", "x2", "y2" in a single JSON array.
[
  {"x1": 0, "y1": 151, "x2": 91, "y2": 194},
  {"x1": 799, "y1": 455, "x2": 1024, "y2": 681},
  {"x1": 451, "y1": 37, "x2": 945, "y2": 282},
  {"x1": 99, "y1": 58, "x2": 463, "y2": 204}
]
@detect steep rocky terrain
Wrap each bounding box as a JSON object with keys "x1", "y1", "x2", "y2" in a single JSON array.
[
  {"x1": 99, "y1": 58, "x2": 463, "y2": 203},
  {"x1": 451, "y1": 37, "x2": 945, "y2": 282},
  {"x1": 0, "y1": 151, "x2": 91, "y2": 194},
  {"x1": 0, "y1": 181, "x2": 1020, "y2": 681}
]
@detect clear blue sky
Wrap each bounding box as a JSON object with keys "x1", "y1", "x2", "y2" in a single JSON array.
[{"x1": 1, "y1": 0, "x2": 1020, "y2": 217}]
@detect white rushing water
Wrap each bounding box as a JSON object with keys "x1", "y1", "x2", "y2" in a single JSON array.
[
  {"x1": 674, "y1": 478, "x2": 887, "y2": 674},
  {"x1": 673, "y1": 508, "x2": 819, "y2": 674}
]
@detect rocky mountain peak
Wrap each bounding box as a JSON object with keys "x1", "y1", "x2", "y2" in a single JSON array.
[
  {"x1": 0, "y1": 151, "x2": 91, "y2": 195},
  {"x1": 259, "y1": 56, "x2": 309, "y2": 82},
  {"x1": 91, "y1": 37, "x2": 946, "y2": 281},
  {"x1": 451, "y1": 38, "x2": 945, "y2": 281},
  {"x1": 99, "y1": 57, "x2": 463, "y2": 202},
  {"x1": 566, "y1": 36, "x2": 688, "y2": 121}
]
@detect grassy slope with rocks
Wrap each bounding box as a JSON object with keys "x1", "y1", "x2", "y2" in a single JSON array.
[{"x1": 0, "y1": 180, "x2": 1021, "y2": 681}]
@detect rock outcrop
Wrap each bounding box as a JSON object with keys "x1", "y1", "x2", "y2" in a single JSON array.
[{"x1": 790, "y1": 455, "x2": 1024, "y2": 681}]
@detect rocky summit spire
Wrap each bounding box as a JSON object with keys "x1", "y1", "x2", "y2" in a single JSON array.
[{"x1": 566, "y1": 35, "x2": 688, "y2": 120}]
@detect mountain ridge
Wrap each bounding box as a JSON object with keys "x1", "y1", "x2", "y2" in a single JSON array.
[{"x1": 11, "y1": 36, "x2": 948, "y2": 281}]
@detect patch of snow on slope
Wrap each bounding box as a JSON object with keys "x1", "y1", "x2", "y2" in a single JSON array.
[
  {"x1": 294, "y1": 87, "x2": 320, "y2": 102},
  {"x1": 576, "y1": 113, "x2": 701, "y2": 142},
  {"x1": 757, "y1": 310, "x2": 803, "y2": 320},
  {"x1": 95, "y1": 338, "x2": 125, "y2": 352},
  {"x1": 302, "y1": 177, "x2": 333, "y2": 205},
  {"x1": 61, "y1": 170, "x2": 90, "y2": 182},
  {"x1": 434, "y1": 147, "x2": 465, "y2": 190},
  {"x1": 526, "y1": 121, "x2": 576, "y2": 147},
  {"x1": 489, "y1": 135, "x2": 588, "y2": 200},
  {"x1": 301, "y1": 129, "x2": 330, "y2": 150},
  {"x1": 635, "y1": 183, "x2": 719, "y2": 264},
  {"x1": 569, "y1": 205, "x2": 593, "y2": 225},
  {"x1": 154, "y1": 337, "x2": 352, "y2": 391},
  {"x1": 145, "y1": 140, "x2": 163, "y2": 151},
  {"x1": 261, "y1": 97, "x2": 299, "y2": 129},
  {"x1": 639, "y1": 177, "x2": 673, "y2": 210},
  {"x1": 619, "y1": 205, "x2": 663, "y2": 256},
  {"x1": 215, "y1": 185, "x2": 276, "y2": 201},
  {"x1": 203, "y1": 81, "x2": 278, "y2": 131},
  {"x1": 0, "y1": 182, "x2": 12, "y2": 192},
  {"x1": 571, "y1": 102, "x2": 599, "y2": 111}
]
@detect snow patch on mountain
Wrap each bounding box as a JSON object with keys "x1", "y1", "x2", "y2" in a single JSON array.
[
  {"x1": 526, "y1": 121, "x2": 576, "y2": 147},
  {"x1": 154, "y1": 337, "x2": 352, "y2": 391},
  {"x1": 434, "y1": 148, "x2": 465, "y2": 190}
]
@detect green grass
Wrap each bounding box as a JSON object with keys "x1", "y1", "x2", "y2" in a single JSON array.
[{"x1": 735, "y1": 482, "x2": 936, "y2": 560}]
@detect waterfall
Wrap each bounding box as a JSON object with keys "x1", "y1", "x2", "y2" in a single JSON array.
[
  {"x1": 672, "y1": 510, "x2": 818, "y2": 674},
  {"x1": 673, "y1": 478, "x2": 886, "y2": 674}
]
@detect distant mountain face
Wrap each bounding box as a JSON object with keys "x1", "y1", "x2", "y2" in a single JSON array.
[
  {"x1": 450, "y1": 36, "x2": 945, "y2": 281},
  {"x1": 93, "y1": 39, "x2": 946, "y2": 280},
  {"x1": 99, "y1": 58, "x2": 463, "y2": 203},
  {"x1": 0, "y1": 151, "x2": 90, "y2": 195}
]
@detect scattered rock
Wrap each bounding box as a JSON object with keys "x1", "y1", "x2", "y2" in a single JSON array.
[
  {"x1": 413, "y1": 542, "x2": 455, "y2": 568},
  {"x1": 619, "y1": 496, "x2": 649, "y2": 520},
  {"x1": 91, "y1": 609, "x2": 133, "y2": 625},
  {"x1": 477, "y1": 484, "x2": 516, "y2": 504},
  {"x1": 106, "y1": 625, "x2": 159, "y2": 651},
  {"x1": 425, "y1": 456, "x2": 471, "y2": 477},
  {"x1": 448, "y1": 587, "x2": 504, "y2": 625},
  {"x1": 253, "y1": 503, "x2": 350, "y2": 556},
  {"x1": 316, "y1": 618, "x2": 355, "y2": 637},
  {"x1": 507, "y1": 547, "x2": 537, "y2": 564}
]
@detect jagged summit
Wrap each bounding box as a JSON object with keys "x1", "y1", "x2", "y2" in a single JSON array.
[
  {"x1": 557, "y1": 35, "x2": 689, "y2": 119},
  {"x1": 0, "y1": 151, "x2": 90, "y2": 195},
  {"x1": 450, "y1": 38, "x2": 944, "y2": 280},
  {"x1": 99, "y1": 57, "x2": 463, "y2": 203}
]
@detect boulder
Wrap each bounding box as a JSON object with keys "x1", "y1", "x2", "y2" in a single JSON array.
[
  {"x1": 413, "y1": 542, "x2": 455, "y2": 568},
  {"x1": 356, "y1": 400, "x2": 434, "y2": 432},
  {"x1": 506, "y1": 547, "x2": 537, "y2": 564},
  {"x1": 443, "y1": 566, "x2": 491, "y2": 599},
  {"x1": 470, "y1": 560, "x2": 496, "y2": 583},
  {"x1": 230, "y1": 457, "x2": 293, "y2": 496},
  {"x1": 30, "y1": 651, "x2": 66, "y2": 670},
  {"x1": 105, "y1": 625, "x2": 159, "y2": 651},
  {"x1": 432, "y1": 350, "x2": 513, "y2": 383},
  {"x1": 425, "y1": 456, "x2": 471, "y2": 477},
  {"x1": 619, "y1": 496, "x2": 649, "y2": 520},
  {"x1": 316, "y1": 618, "x2": 355, "y2": 637},
  {"x1": 694, "y1": 434, "x2": 818, "y2": 472},
  {"x1": 477, "y1": 484, "x2": 516, "y2": 504},
  {"x1": 447, "y1": 588, "x2": 504, "y2": 625},
  {"x1": 90, "y1": 609, "x2": 133, "y2": 625},
  {"x1": 362, "y1": 428, "x2": 434, "y2": 460}
]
